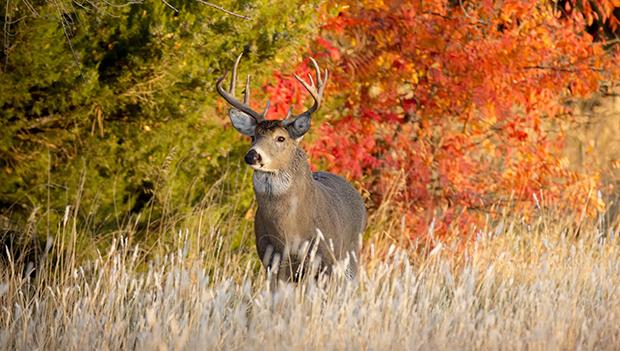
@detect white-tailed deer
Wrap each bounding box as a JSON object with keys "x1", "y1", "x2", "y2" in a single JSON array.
[{"x1": 216, "y1": 53, "x2": 366, "y2": 282}]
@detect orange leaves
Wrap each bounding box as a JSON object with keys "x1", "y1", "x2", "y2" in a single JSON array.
[
  {"x1": 561, "y1": 0, "x2": 620, "y2": 33},
  {"x1": 268, "y1": 0, "x2": 619, "y2": 240}
]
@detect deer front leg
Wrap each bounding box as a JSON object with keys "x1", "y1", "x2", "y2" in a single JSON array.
[
  {"x1": 263, "y1": 252, "x2": 295, "y2": 291},
  {"x1": 257, "y1": 242, "x2": 288, "y2": 290}
]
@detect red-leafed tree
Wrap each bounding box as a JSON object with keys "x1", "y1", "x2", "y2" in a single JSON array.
[{"x1": 264, "y1": 0, "x2": 620, "y2": 239}]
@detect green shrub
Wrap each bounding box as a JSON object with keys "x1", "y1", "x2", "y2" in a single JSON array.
[{"x1": 0, "y1": 0, "x2": 320, "y2": 256}]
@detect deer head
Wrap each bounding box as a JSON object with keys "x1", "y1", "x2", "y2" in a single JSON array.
[{"x1": 216, "y1": 53, "x2": 328, "y2": 173}]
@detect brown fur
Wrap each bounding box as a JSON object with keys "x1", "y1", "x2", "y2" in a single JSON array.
[
  {"x1": 249, "y1": 125, "x2": 366, "y2": 282},
  {"x1": 217, "y1": 54, "x2": 364, "y2": 282}
]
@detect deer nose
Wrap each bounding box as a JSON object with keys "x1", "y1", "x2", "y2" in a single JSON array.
[{"x1": 244, "y1": 149, "x2": 262, "y2": 165}]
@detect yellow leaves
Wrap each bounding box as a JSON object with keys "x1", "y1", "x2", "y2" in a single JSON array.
[
  {"x1": 244, "y1": 207, "x2": 254, "y2": 220},
  {"x1": 502, "y1": 166, "x2": 516, "y2": 181},
  {"x1": 593, "y1": 195, "x2": 606, "y2": 213},
  {"x1": 500, "y1": 11, "x2": 513, "y2": 24},
  {"x1": 481, "y1": 139, "x2": 495, "y2": 154},
  {"x1": 397, "y1": 83, "x2": 415, "y2": 98},
  {"x1": 375, "y1": 53, "x2": 388, "y2": 68},
  {"x1": 586, "y1": 11, "x2": 595, "y2": 26},
  {"x1": 584, "y1": 140, "x2": 596, "y2": 154},
  {"x1": 360, "y1": 0, "x2": 388, "y2": 10},
  {"x1": 484, "y1": 104, "x2": 497, "y2": 124},
  {"x1": 540, "y1": 30, "x2": 553, "y2": 49},
  {"x1": 368, "y1": 84, "x2": 383, "y2": 98},
  {"x1": 467, "y1": 119, "x2": 485, "y2": 135}
]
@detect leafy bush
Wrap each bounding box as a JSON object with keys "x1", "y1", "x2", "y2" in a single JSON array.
[
  {"x1": 0, "y1": 0, "x2": 320, "y2": 248},
  {"x1": 266, "y1": 1, "x2": 620, "y2": 238}
]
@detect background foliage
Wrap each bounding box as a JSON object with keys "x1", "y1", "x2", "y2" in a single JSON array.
[
  {"x1": 2, "y1": 3, "x2": 620, "y2": 348},
  {"x1": 1, "y1": 0, "x2": 620, "y2": 257},
  {"x1": 265, "y1": 0, "x2": 620, "y2": 238},
  {"x1": 1, "y1": 0, "x2": 320, "y2": 254}
]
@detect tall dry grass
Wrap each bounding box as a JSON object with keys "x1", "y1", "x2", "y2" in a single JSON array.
[{"x1": 2, "y1": 210, "x2": 620, "y2": 350}]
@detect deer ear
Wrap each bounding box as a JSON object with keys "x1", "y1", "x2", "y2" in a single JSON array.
[
  {"x1": 284, "y1": 113, "x2": 311, "y2": 140},
  {"x1": 229, "y1": 109, "x2": 256, "y2": 136}
]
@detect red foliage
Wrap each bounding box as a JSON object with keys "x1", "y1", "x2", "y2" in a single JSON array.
[{"x1": 265, "y1": 1, "x2": 620, "y2": 239}]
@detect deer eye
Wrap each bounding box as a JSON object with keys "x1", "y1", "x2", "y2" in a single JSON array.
[
  {"x1": 276, "y1": 136, "x2": 286, "y2": 143},
  {"x1": 250, "y1": 136, "x2": 256, "y2": 142}
]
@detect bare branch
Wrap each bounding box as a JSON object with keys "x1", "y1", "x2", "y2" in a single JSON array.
[
  {"x1": 522, "y1": 65, "x2": 605, "y2": 73},
  {"x1": 195, "y1": 0, "x2": 251, "y2": 20},
  {"x1": 51, "y1": 0, "x2": 83, "y2": 78},
  {"x1": 3, "y1": 0, "x2": 10, "y2": 71},
  {"x1": 161, "y1": 0, "x2": 178, "y2": 12}
]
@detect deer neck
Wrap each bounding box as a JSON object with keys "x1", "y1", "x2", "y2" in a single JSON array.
[{"x1": 252, "y1": 148, "x2": 313, "y2": 207}]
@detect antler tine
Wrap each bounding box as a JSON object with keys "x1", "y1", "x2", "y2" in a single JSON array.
[
  {"x1": 216, "y1": 53, "x2": 267, "y2": 122},
  {"x1": 285, "y1": 106, "x2": 294, "y2": 120},
  {"x1": 307, "y1": 73, "x2": 315, "y2": 88},
  {"x1": 293, "y1": 57, "x2": 328, "y2": 116},
  {"x1": 321, "y1": 68, "x2": 329, "y2": 94},
  {"x1": 243, "y1": 75, "x2": 250, "y2": 104},
  {"x1": 321, "y1": 69, "x2": 328, "y2": 95},
  {"x1": 309, "y1": 57, "x2": 322, "y2": 85},
  {"x1": 262, "y1": 100, "x2": 271, "y2": 117},
  {"x1": 230, "y1": 52, "x2": 243, "y2": 95}
]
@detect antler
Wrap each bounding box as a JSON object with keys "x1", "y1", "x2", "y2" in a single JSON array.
[
  {"x1": 216, "y1": 53, "x2": 270, "y2": 122},
  {"x1": 287, "y1": 57, "x2": 328, "y2": 120}
]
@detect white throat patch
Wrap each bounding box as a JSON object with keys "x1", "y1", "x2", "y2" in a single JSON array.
[{"x1": 253, "y1": 171, "x2": 293, "y2": 196}]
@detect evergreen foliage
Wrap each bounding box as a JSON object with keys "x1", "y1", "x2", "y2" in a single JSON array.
[{"x1": 0, "y1": 0, "x2": 320, "y2": 246}]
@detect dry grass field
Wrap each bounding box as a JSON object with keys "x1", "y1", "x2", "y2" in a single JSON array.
[
  {"x1": 2, "y1": 89, "x2": 620, "y2": 351},
  {"x1": 3, "y1": 2, "x2": 620, "y2": 349},
  {"x1": 1, "y1": 90, "x2": 619, "y2": 351},
  {"x1": 2, "y1": 213, "x2": 620, "y2": 350}
]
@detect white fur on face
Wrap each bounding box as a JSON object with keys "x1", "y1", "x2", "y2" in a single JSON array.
[{"x1": 253, "y1": 170, "x2": 292, "y2": 196}]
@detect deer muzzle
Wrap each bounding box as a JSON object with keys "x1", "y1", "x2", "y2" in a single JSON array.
[{"x1": 244, "y1": 149, "x2": 262, "y2": 166}]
